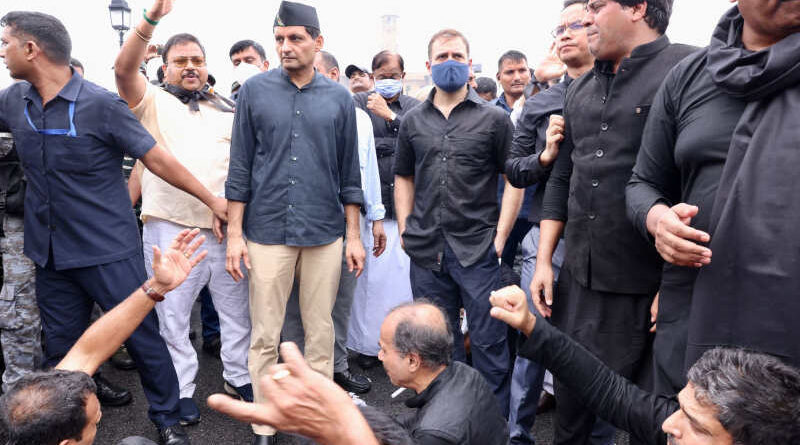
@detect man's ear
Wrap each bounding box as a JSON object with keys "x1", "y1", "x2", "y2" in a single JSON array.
[
  {"x1": 630, "y1": 1, "x2": 648, "y2": 23},
  {"x1": 407, "y1": 352, "x2": 422, "y2": 373},
  {"x1": 24, "y1": 41, "x2": 38, "y2": 61},
  {"x1": 315, "y1": 34, "x2": 324, "y2": 52}
]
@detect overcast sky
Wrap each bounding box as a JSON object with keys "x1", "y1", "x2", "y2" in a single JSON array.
[{"x1": 1, "y1": 0, "x2": 735, "y2": 95}]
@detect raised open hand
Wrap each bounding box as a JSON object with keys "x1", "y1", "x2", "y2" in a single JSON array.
[{"x1": 151, "y1": 228, "x2": 207, "y2": 293}]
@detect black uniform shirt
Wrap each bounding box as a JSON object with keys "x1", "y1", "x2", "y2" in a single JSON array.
[
  {"x1": 542, "y1": 36, "x2": 697, "y2": 294},
  {"x1": 395, "y1": 88, "x2": 513, "y2": 270}
]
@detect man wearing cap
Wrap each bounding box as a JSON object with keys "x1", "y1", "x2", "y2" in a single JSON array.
[
  {"x1": 225, "y1": 2, "x2": 364, "y2": 444},
  {"x1": 346, "y1": 64, "x2": 373, "y2": 94},
  {"x1": 115, "y1": 0, "x2": 253, "y2": 429}
]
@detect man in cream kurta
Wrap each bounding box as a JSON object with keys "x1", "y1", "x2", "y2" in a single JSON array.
[{"x1": 127, "y1": 47, "x2": 252, "y2": 423}]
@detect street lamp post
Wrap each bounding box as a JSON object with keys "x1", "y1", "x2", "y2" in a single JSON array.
[{"x1": 108, "y1": 0, "x2": 132, "y2": 48}]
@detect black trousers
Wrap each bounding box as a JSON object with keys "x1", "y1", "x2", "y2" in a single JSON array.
[
  {"x1": 36, "y1": 253, "x2": 181, "y2": 427},
  {"x1": 551, "y1": 267, "x2": 653, "y2": 445}
]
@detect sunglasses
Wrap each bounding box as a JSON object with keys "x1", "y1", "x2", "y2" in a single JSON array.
[
  {"x1": 552, "y1": 21, "x2": 586, "y2": 38},
  {"x1": 168, "y1": 56, "x2": 206, "y2": 68}
]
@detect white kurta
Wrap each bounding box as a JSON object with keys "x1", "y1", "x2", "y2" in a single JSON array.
[{"x1": 347, "y1": 219, "x2": 412, "y2": 356}]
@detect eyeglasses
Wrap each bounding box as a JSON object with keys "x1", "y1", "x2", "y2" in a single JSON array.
[
  {"x1": 168, "y1": 56, "x2": 206, "y2": 68},
  {"x1": 552, "y1": 21, "x2": 586, "y2": 38}
]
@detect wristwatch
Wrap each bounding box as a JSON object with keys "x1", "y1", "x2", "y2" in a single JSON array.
[
  {"x1": 141, "y1": 281, "x2": 165, "y2": 302},
  {"x1": 387, "y1": 111, "x2": 397, "y2": 122}
]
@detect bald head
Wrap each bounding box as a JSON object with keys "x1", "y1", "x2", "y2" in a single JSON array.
[{"x1": 386, "y1": 302, "x2": 453, "y2": 369}]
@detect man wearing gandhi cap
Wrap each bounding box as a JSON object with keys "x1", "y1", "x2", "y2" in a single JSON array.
[{"x1": 224, "y1": 2, "x2": 365, "y2": 444}]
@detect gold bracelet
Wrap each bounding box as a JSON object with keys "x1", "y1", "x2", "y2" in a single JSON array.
[{"x1": 134, "y1": 27, "x2": 152, "y2": 43}]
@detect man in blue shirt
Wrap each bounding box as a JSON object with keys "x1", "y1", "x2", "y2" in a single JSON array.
[
  {"x1": 224, "y1": 2, "x2": 364, "y2": 444},
  {"x1": 0, "y1": 11, "x2": 226, "y2": 444}
]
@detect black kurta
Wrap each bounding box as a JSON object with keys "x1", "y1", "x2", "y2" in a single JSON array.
[
  {"x1": 542, "y1": 36, "x2": 697, "y2": 295},
  {"x1": 626, "y1": 49, "x2": 746, "y2": 391}
]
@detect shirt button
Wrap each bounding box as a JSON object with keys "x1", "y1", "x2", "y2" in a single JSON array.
[
  {"x1": 288, "y1": 204, "x2": 294, "y2": 209},
  {"x1": 600, "y1": 123, "x2": 609, "y2": 131},
  {"x1": 588, "y1": 213, "x2": 596, "y2": 220},
  {"x1": 293, "y1": 133, "x2": 299, "y2": 138},
  {"x1": 444, "y1": 135, "x2": 449, "y2": 140},
  {"x1": 390, "y1": 182, "x2": 395, "y2": 187},
  {"x1": 442, "y1": 156, "x2": 447, "y2": 162},
  {"x1": 296, "y1": 110, "x2": 301, "y2": 115},
  {"x1": 290, "y1": 156, "x2": 297, "y2": 161},
  {"x1": 601, "y1": 96, "x2": 607, "y2": 104},
  {"x1": 595, "y1": 149, "x2": 604, "y2": 158},
  {"x1": 290, "y1": 179, "x2": 296, "y2": 185},
  {"x1": 440, "y1": 179, "x2": 446, "y2": 185},
  {"x1": 591, "y1": 179, "x2": 599, "y2": 187}
]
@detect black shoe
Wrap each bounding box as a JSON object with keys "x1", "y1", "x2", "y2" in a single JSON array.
[
  {"x1": 110, "y1": 345, "x2": 137, "y2": 370},
  {"x1": 354, "y1": 353, "x2": 381, "y2": 370},
  {"x1": 224, "y1": 381, "x2": 254, "y2": 403},
  {"x1": 159, "y1": 424, "x2": 191, "y2": 445},
  {"x1": 202, "y1": 335, "x2": 221, "y2": 359},
  {"x1": 178, "y1": 397, "x2": 201, "y2": 426},
  {"x1": 93, "y1": 374, "x2": 132, "y2": 407},
  {"x1": 333, "y1": 369, "x2": 371, "y2": 394},
  {"x1": 252, "y1": 434, "x2": 277, "y2": 445}
]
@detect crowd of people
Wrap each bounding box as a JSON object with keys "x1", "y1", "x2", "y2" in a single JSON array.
[{"x1": 0, "y1": 0, "x2": 799, "y2": 444}]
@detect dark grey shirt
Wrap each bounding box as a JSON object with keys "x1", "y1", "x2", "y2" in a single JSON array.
[
  {"x1": 542, "y1": 36, "x2": 697, "y2": 294},
  {"x1": 505, "y1": 77, "x2": 572, "y2": 223},
  {"x1": 353, "y1": 92, "x2": 421, "y2": 220},
  {"x1": 394, "y1": 88, "x2": 513, "y2": 270},
  {"x1": 225, "y1": 69, "x2": 363, "y2": 246}
]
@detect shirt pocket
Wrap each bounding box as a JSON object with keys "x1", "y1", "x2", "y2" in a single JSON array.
[
  {"x1": 0, "y1": 284, "x2": 21, "y2": 330},
  {"x1": 50, "y1": 135, "x2": 97, "y2": 173},
  {"x1": 453, "y1": 131, "x2": 493, "y2": 168}
]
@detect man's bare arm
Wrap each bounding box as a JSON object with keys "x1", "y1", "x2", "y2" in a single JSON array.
[
  {"x1": 114, "y1": 0, "x2": 173, "y2": 107},
  {"x1": 344, "y1": 204, "x2": 366, "y2": 277},
  {"x1": 139, "y1": 145, "x2": 228, "y2": 229},
  {"x1": 530, "y1": 219, "x2": 565, "y2": 317},
  {"x1": 225, "y1": 200, "x2": 250, "y2": 281},
  {"x1": 57, "y1": 229, "x2": 207, "y2": 375},
  {"x1": 496, "y1": 176, "x2": 524, "y2": 258},
  {"x1": 394, "y1": 175, "x2": 415, "y2": 240}
]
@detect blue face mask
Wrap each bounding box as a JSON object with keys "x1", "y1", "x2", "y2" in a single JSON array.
[
  {"x1": 430, "y1": 60, "x2": 470, "y2": 93},
  {"x1": 374, "y1": 79, "x2": 403, "y2": 98}
]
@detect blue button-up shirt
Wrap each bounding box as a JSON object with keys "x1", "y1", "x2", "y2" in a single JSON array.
[
  {"x1": 0, "y1": 71, "x2": 155, "y2": 269},
  {"x1": 225, "y1": 69, "x2": 363, "y2": 246}
]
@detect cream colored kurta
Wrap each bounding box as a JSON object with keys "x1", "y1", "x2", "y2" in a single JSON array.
[{"x1": 131, "y1": 83, "x2": 233, "y2": 229}]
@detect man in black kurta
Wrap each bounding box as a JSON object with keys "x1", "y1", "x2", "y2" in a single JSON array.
[
  {"x1": 627, "y1": 3, "x2": 800, "y2": 376},
  {"x1": 533, "y1": 1, "x2": 696, "y2": 443}
]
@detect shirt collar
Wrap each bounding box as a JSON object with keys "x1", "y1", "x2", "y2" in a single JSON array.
[
  {"x1": 630, "y1": 34, "x2": 671, "y2": 58},
  {"x1": 279, "y1": 67, "x2": 319, "y2": 89},
  {"x1": 404, "y1": 364, "x2": 454, "y2": 409},
  {"x1": 492, "y1": 94, "x2": 512, "y2": 113},
  {"x1": 425, "y1": 86, "x2": 484, "y2": 107},
  {"x1": 594, "y1": 34, "x2": 671, "y2": 74},
  {"x1": 23, "y1": 68, "x2": 82, "y2": 104}
]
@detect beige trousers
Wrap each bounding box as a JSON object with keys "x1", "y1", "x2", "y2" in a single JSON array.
[{"x1": 246, "y1": 238, "x2": 342, "y2": 435}]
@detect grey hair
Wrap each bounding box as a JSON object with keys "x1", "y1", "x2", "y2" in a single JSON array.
[
  {"x1": 687, "y1": 348, "x2": 800, "y2": 445},
  {"x1": 388, "y1": 300, "x2": 453, "y2": 369}
]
